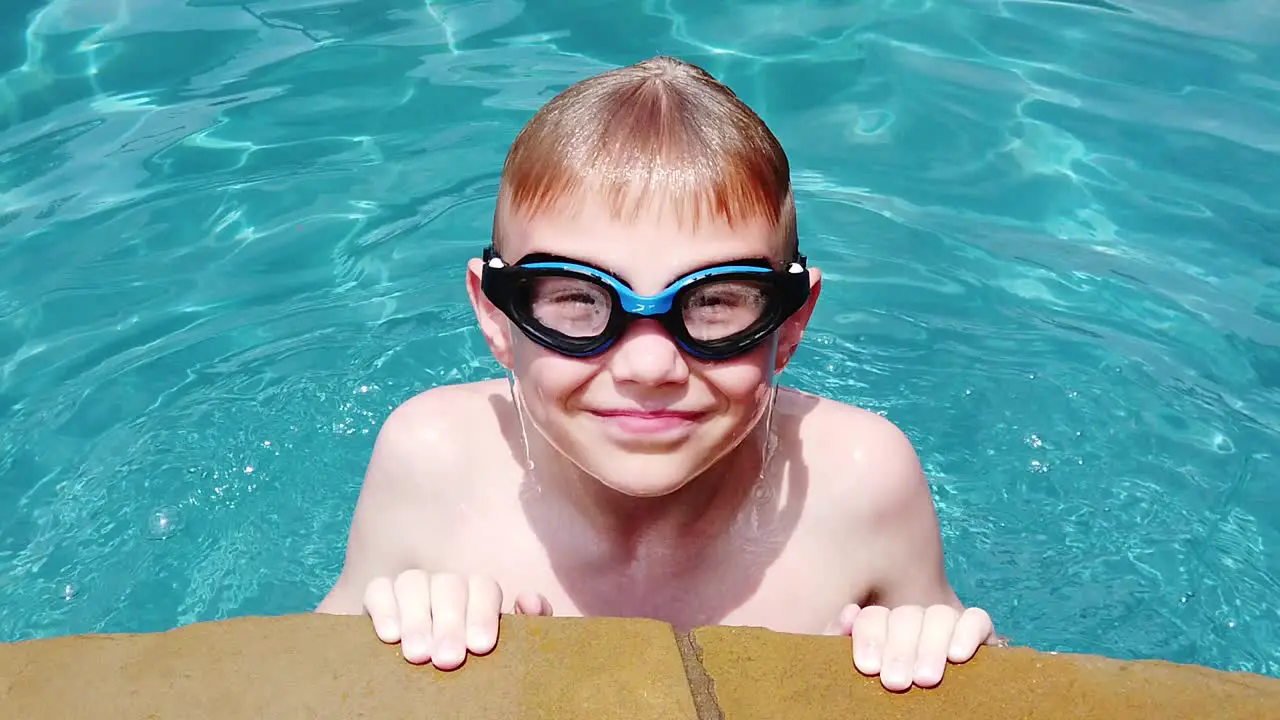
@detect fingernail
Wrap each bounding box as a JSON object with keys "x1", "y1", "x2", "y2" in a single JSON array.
[
  {"x1": 434, "y1": 641, "x2": 465, "y2": 668},
  {"x1": 853, "y1": 648, "x2": 880, "y2": 675},
  {"x1": 856, "y1": 641, "x2": 879, "y2": 664},
  {"x1": 467, "y1": 627, "x2": 496, "y2": 654},
  {"x1": 915, "y1": 663, "x2": 943, "y2": 688},
  {"x1": 375, "y1": 622, "x2": 399, "y2": 644},
  {"x1": 402, "y1": 637, "x2": 428, "y2": 663},
  {"x1": 884, "y1": 662, "x2": 910, "y2": 688}
]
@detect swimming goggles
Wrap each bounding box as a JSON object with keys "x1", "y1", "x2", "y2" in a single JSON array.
[{"x1": 479, "y1": 245, "x2": 811, "y2": 360}]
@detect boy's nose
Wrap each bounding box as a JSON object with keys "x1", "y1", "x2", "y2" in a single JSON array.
[{"x1": 607, "y1": 319, "x2": 690, "y2": 386}]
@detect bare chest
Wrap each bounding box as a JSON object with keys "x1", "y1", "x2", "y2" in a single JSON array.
[{"x1": 439, "y1": 510, "x2": 864, "y2": 634}]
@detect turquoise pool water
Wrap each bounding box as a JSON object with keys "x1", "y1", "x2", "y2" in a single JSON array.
[{"x1": 1, "y1": 0, "x2": 1278, "y2": 677}]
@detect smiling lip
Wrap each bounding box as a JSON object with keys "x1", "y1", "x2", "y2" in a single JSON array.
[{"x1": 588, "y1": 409, "x2": 705, "y2": 434}]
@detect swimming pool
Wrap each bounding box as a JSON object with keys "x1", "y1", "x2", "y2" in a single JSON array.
[{"x1": 1, "y1": 0, "x2": 1277, "y2": 678}]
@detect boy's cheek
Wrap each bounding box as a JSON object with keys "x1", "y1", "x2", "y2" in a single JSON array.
[
  {"x1": 696, "y1": 352, "x2": 776, "y2": 394},
  {"x1": 688, "y1": 375, "x2": 774, "y2": 427},
  {"x1": 516, "y1": 354, "x2": 596, "y2": 403}
]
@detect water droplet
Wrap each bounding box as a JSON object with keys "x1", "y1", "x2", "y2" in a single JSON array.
[
  {"x1": 1026, "y1": 434, "x2": 1043, "y2": 449},
  {"x1": 147, "y1": 506, "x2": 182, "y2": 540},
  {"x1": 244, "y1": 465, "x2": 255, "y2": 474},
  {"x1": 61, "y1": 584, "x2": 77, "y2": 601},
  {"x1": 1029, "y1": 460, "x2": 1049, "y2": 474}
]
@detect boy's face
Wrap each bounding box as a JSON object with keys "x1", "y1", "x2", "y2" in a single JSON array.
[{"x1": 467, "y1": 196, "x2": 821, "y2": 498}]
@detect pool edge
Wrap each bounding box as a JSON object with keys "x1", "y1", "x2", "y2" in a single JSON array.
[{"x1": 1, "y1": 613, "x2": 1276, "y2": 718}]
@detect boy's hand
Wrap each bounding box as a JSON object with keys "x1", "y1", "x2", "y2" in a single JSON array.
[
  {"x1": 362, "y1": 570, "x2": 552, "y2": 669},
  {"x1": 826, "y1": 604, "x2": 1001, "y2": 692}
]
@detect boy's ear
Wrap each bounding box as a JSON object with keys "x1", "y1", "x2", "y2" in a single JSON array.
[
  {"x1": 465, "y1": 257, "x2": 515, "y2": 369},
  {"x1": 774, "y1": 266, "x2": 822, "y2": 374}
]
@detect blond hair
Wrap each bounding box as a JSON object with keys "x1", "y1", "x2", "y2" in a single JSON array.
[{"x1": 493, "y1": 56, "x2": 797, "y2": 257}]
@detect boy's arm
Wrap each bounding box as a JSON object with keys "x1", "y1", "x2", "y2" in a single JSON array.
[
  {"x1": 856, "y1": 420, "x2": 966, "y2": 612},
  {"x1": 316, "y1": 400, "x2": 450, "y2": 615},
  {"x1": 860, "y1": 449, "x2": 1007, "y2": 647}
]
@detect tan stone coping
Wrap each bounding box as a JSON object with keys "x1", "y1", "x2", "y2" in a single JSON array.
[{"x1": 2, "y1": 613, "x2": 1277, "y2": 718}]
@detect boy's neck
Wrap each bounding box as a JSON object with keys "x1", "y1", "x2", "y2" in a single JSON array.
[{"x1": 523, "y1": 419, "x2": 773, "y2": 556}]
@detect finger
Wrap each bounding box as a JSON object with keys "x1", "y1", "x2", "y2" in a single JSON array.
[
  {"x1": 850, "y1": 605, "x2": 890, "y2": 676},
  {"x1": 914, "y1": 605, "x2": 961, "y2": 688},
  {"x1": 392, "y1": 570, "x2": 433, "y2": 664},
  {"x1": 513, "y1": 592, "x2": 553, "y2": 616},
  {"x1": 948, "y1": 607, "x2": 995, "y2": 663},
  {"x1": 429, "y1": 573, "x2": 470, "y2": 670},
  {"x1": 823, "y1": 604, "x2": 860, "y2": 636},
  {"x1": 465, "y1": 576, "x2": 503, "y2": 656},
  {"x1": 363, "y1": 577, "x2": 402, "y2": 644},
  {"x1": 879, "y1": 606, "x2": 925, "y2": 692}
]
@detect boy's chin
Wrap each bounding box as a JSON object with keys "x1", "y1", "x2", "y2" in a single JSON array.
[{"x1": 579, "y1": 454, "x2": 708, "y2": 499}]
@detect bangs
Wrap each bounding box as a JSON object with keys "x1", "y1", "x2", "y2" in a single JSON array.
[{"x1": 500, "y1": 141, "x2": 793, "y2": 236}]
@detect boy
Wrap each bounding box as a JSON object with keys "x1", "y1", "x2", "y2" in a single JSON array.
[{"x1": 317, "y1": 56, "x2": 1003, "y2": 692}]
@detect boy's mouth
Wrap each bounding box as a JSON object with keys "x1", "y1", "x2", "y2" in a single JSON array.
[{"x1": 586, "y1": 408, "x2": 706, "y2": 435}]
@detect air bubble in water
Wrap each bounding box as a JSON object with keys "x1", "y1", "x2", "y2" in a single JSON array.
[
  {"x1": 62, "y1": 584, "x2": 77, "y2": 601},
  {"x1": 1212, "y1": 433, "x2": 1234, "y2": 454},
  {"x1": 147, "y1": 506, "x2": 183, "y2": 540}
]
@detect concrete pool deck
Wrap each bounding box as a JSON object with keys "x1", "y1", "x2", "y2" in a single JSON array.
[{"x1": 1, "y1": 613, "x2": 1277, "y2": 718}]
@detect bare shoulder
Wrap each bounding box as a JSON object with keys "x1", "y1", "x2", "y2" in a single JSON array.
[
  {"x1": 316, "y1": 379, "x2": 518, "y2": 613},
  {"x1": 780, "y1": 387, "x2": 928, "y2": 512},
  {"x1": 357, "y1": 380, "x2": 507, "y2": 487},
  {"x1": 779, "y1": 387, "x2": 955, "y2": 605},
  {"x1": 387, "y1": 378, "x2": 513, "y2": 429}
]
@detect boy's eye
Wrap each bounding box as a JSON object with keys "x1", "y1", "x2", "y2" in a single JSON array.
[
  {"x1": 529, "y1": 278, "x2": 607, "y2": 306},
  {"x1": 682, "y1": 281, "x2": 770, "y2": 340},
  {"x1": 685, "y1": 281, "x2": 768, "y2": 312},
  {"x1": 527, "y1": 277, "x2": 612, "y2": 336},
  {"x1": 547, "y1": 290, "x2": 600, "y2": 305}
]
